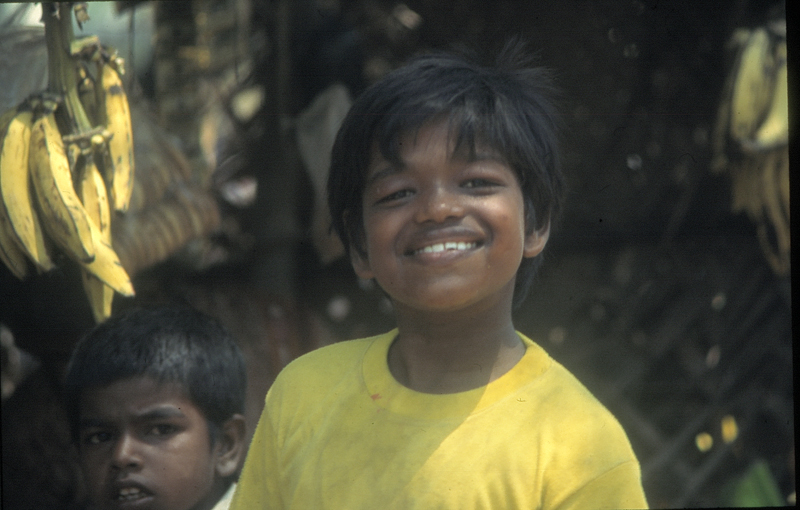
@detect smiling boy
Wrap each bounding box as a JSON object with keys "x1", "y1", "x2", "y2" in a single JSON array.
[
  {"x1": 64, "y1": 306, "x2": 248, "y2": 510},
  {"x1": 231, "y1": 40, "x2": 648, "y2": 509}
]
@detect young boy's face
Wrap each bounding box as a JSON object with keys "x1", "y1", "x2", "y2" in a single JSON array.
[
  {"x1": 77, "y1": 376, "x2": 226, "y2": 510},
  {"x1": 353, "y1": 118, "x2": 548, "y2": 314}
]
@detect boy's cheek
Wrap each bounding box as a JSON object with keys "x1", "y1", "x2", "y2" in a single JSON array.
[
  {"x1": 78, "y1": 442, "x2": 112, "y2": 473},
  {"x1": 78, "y1": 450, "x2": 100, "y2": 475}
]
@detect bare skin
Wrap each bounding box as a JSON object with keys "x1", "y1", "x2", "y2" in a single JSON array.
[
  {"x1": 388, "y1": 294, "x2": 526, "y2": 393},
  {"x1": 353, "y1": 118, "x2": 549, "y2": 394},
  {"x1": 78, "y1": 377, "x2": 246, "y2": 510}
]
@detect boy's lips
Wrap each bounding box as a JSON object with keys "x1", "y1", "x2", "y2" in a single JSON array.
[
  {"x1": 403, "y1": 226, "x2": 484, "y2": 257},
  {"x1": 410, "y1": 241, "x2": 479, "y2": 256},
  {"x1": 109, "y1": 481, "x2": 154, "y2": 508}
]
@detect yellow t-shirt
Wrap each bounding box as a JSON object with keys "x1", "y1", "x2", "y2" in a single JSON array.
[{"x1": 230, "y1": 330, "x2": 648, "y2": 509}]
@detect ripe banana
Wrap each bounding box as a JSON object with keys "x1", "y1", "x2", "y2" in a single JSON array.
[
  {"x1": 0, "y1": 189, "x2": 29, "y2": 280},
  {"x1": 752, "y1": 40, "x2": 788, "y2": 150},
  {"x1": 81, "y1": 218, "x2": 135, "y2": 297},
  {"x1": 0, "y1": 107, "x2": 30, "y2": 279},
  {"x1": 0, "y1": 107, "x2": 55, "y2": 272},
  {"x1": 77, "y1": 155, "x2": 121, "y2": 322},
  {"x1": 29, "y1": 112, "x2": 96, "y2": 263},
  {"x1": 729, "y1": 28, "x2": 773, "y2": 144},
  {"x1": 79, "y1": 156, "x2": 112, "y2": 240},
  {"x1": 97, "y1": 61, "x2": 134, "y2": 212}
]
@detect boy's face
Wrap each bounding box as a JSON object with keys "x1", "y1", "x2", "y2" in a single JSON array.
[
  {"x1": 77, "y1": 376, "x2": 226, "y2": 510},
  {"x1": 353, "y1": 119, "x2": 548, "y2": 314}
]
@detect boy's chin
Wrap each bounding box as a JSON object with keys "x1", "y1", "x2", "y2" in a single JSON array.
[{"x1": 393, "y1": 289, "x2": 513, "y2": 316}]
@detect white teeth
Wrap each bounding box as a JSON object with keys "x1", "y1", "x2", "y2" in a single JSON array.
[
  {"x1": 416, "y1": 242, "x2": 476, "y2": 254},
  {"x1": 118, "y1": 487, "x2": 143, "y2": 501}
]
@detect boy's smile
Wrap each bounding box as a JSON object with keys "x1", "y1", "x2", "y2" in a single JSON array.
[
  {"x1": 354, "y1": 118, "x2": 548, "y2": 315},
  {"x1": 78, "y1": 377, "x2": 226, "y2": 510}
]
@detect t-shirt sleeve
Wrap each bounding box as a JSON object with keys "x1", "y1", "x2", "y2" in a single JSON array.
[
  {"x1": 532, "y1": 357, "x2": 648, "y2": 510},
  {"x1": 229, "y1": 395, "x2": 283, "y2": 510},
  {"x1": 553, "y1": 460, "x2": 648, "y2": 510}
]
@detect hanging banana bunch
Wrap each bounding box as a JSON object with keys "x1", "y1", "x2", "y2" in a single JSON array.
[
  {"x1": 712, "y1": 19, "x2": 790, "y2": 276},
  {"x1": 0, "y1": 100, "x2": 56, "y2": 279},
  {"x1": 0, "y1": 2, "x2": 136, "y2": 322}
]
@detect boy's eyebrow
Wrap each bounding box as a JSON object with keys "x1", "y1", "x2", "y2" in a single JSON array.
[
  {"x1": 468, "y1": 153, "x2": 506, "y2": 165},
  {"x1": 366, "y1": 162, "x2": 405, "y2": 186},
  {"x1": 78, "y1": 417, "x2": 112, "y2": 429},
  {"x1": 78, "y1": 406, "x2": 188, "y2": 428},
  {"x1": 453, "y1": 145, "x2": 505, "y2": 164},
  {"x1": 135, "y1": 406, "x2": 187, "y2": 421},
  {"x1": 365, "y1": 145, "x2": 507, "y2": 187}
]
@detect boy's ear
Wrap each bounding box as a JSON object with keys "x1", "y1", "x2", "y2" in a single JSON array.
[
  {"x1": 342, "y1": 209, "x2": 374, "y2": 280},
  {"x1": 523, "y1": 221, "x2": 550, "y2": 259},
  {"x1": 350, "y1": 246, "x2": 374, "y2": 280},
  {"x1": 213, "y1": 414, "x2": 247, "y2": 479}
]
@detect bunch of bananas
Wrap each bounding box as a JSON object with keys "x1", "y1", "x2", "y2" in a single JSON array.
[
  {"x1": 712, "y1": 20, "x2": 789, "y2": 276},
  {"x1": 0, "y1": 3, "x2": 136, "y2": 322},
  {"x1": 718, "y1": 24, "x2": 788, "y2": 152}
]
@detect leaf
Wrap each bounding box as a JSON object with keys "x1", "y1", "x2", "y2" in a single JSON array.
[{"x1": 725, "y1": 460, "x2": 785, "y2": 507}]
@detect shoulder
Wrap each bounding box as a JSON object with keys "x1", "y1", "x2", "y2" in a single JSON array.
[
  {"x1": 261, "y1": 332, "x2": 392, "y2": 435},
  {"x1": 283, "y1": 337, "x2": 370, "y2": 373},
  {"x1": 524, "y1": 356, "x2": 638, "y2": 464},
  {"x1": 512, "y1": 341, "x2": 644, "y2": 502},
  {"x1": 515, "y1": 335, "x2": 635, "y2": 455},
  {"x1": 266, "y1": 331, "x2": 389, "y2": 402},
  {"x1": 539, "y1": 359, "x2": 624, "y2": 430}
]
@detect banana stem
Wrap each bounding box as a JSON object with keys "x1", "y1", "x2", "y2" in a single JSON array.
[{"x1": 43, "y1": 2, "x2": 92, "y2": 134}]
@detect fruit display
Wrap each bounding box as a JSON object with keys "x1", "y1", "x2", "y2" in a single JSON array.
[
  {"x1": 0, "y1": 3, "x2": 135, "y2": 322},
  {"x1": 711, "y1": 20, "x2": 790, "y2": 275}
]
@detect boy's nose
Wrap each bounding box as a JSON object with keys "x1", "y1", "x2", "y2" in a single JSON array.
[
  {"x1": 414, "y1": 186, "x2": 465, "y2": 224},
  {"x1": 111, "y1": 433, "x2": 142, "y2": 470}
]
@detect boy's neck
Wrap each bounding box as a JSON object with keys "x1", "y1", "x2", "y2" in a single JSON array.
[{"x1": 389, "y1": 300, "x2": 525, "y2": 394}]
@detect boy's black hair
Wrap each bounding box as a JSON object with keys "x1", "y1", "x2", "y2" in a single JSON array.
[
  {"x1": 327, "y1": 37, "x2": 565, "y2": 307},
  {"x1": 63, "y1": 306, "x2": 247, "y2": 445}
]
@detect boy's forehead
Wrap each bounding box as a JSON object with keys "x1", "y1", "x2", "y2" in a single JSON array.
[
  {"x1": 367, "y1": 121, "x2": 504, "y2": 175},
  {"x1": 79, "y1": 376, "x2": 194, "y2": 416}
]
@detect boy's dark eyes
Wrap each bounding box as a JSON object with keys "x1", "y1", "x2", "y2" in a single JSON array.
[
  {"x1": 375, "y1": 179, "x2": 501, "y2": 203},
  {"x1": 82, "y1": 430, "x2": 112, "y2": 445},
  {"x1": 80, "y1": 424, "x2": 179, "y2": 445},
  {"x1": 147, "y1": 423, "x2": 178, "y2": 436},
  {"x1": 462, "y1": 178, "x2": 499, "y2": 189},
  {"x1": 376, "y1": 188, "x2": 414, "y2": 204}
]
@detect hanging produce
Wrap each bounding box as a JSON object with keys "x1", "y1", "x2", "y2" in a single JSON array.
[{"x1": 0, "y1": 2, "x2": 136, "y2": 322}]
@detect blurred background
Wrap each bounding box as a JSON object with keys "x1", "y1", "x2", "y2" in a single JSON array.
[{"x1": 0, "y1": 1, "x2": 793, "y2": 507}]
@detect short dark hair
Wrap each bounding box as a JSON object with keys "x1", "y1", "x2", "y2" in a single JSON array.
[
  {"x1": 63, "y1": 306, "x2": 247, "y2": 445},
  {"x1": 327, "y1": 38, "x2": 565, "y2": 307}
]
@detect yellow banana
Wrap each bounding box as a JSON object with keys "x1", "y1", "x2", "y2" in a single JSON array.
[
  {"x1": 78, "y1": 156, "x2": 112, "y2": 240},
  {"x1": 0, "y1": 107, "x2": 54, "y2": 272},
  {"x1": 29, "y1": 112, "x2": 96, "y2": 263},
  {"x1": 0, "y1": 107, "x2": 30, "y2": 279},
  {"x1": 77, "y1": 155, "x2": 119, "y2": 322},
  {"x1": 729, "y1": 28, "x2": 773, "y2": 144},
  {"x1": 97, "y1": 61, "x2": 134, "y2": 212},
  {"x1": 80, "y1": 217, "x2": 134, "y2": 297},
  {"x1": 0, "y1": 189, "x2": 29, "y2": 280},
  {"x1": 752, "y1": 40, "x2": 788, "y2": 150}
]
